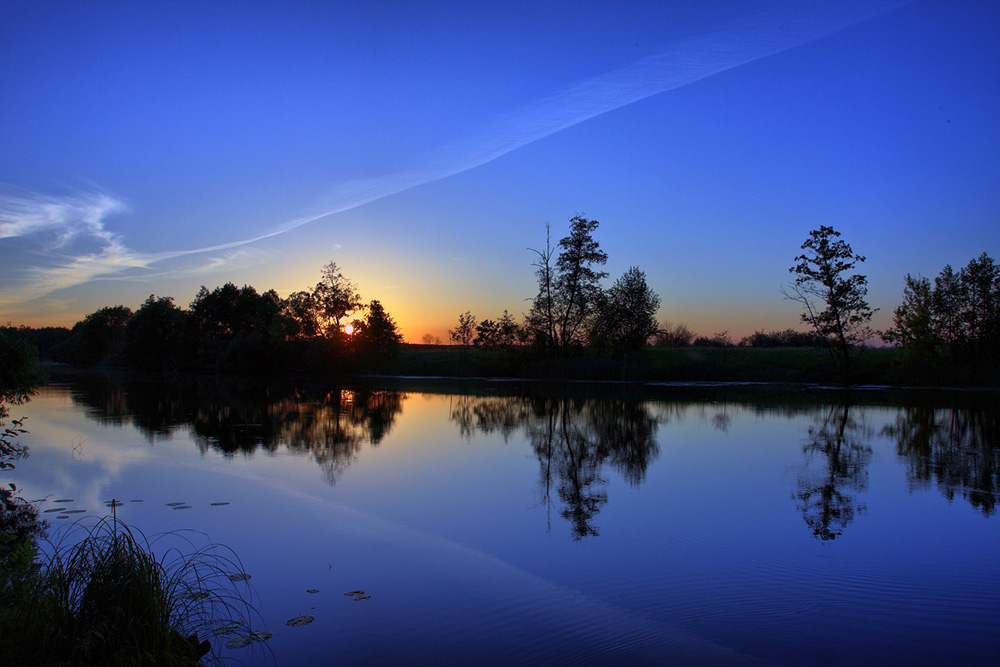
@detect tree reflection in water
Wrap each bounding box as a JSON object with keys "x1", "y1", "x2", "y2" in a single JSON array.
[
  {"x1": 450, "y1": 394, "x2": 660, "y2": 539},
  {"x1": 794, "y1": 402, "x2": 873, "y2": 541},
  {"x1": 67, "y1": 374, "x2": 405, "y2": 484},
  {"x1": 884, "y1": 399, "x2": 1000, "y2": 515}
]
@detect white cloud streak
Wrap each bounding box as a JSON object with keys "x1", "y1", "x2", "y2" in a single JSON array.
[{"x1": 0, "y1": 1, "x2": 905, "y2": 309}]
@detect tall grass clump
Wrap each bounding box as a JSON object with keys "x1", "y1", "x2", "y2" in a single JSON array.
[{"x1": 1, "y1": 514, "x2": 268, "y2": 666}]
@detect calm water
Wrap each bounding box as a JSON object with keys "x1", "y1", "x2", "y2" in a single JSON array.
[{"x1": 8, "y1": 372, "x2": 1000, "y2": 666}]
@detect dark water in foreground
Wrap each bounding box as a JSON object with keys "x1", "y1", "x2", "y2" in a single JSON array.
[{"x1": 9, "y1": 373, "x2": 1000, "y2": 666}]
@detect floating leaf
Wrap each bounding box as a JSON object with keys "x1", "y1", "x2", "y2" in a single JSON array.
[
  {"x1": 215, "y1": 621, "x2": 241, "y2": 635},
  {"x1": 352, "y1": 594, "x2": 372, "y2": 601},
  {"x1": 226, "y1": 635, "x2": 254, "y2": 649},
  {"x1": 286, "y1": 615, "x2": 315, "y2": 627},
  {"x1": 44, "y1": 508, "x2": 67, "y2": 513},
  {"x1": 250, "y1": 630, "x2": 273, "y2": 641},
  {"x1": 306, "y1": 589, "x2": 320, "y2": 594},
  {"x1": 55, "y1": 499, "x2": 74, "y2": 503},
  {"x1": 172, "y1": 505, "x2": 192, "y2": 510},
  {"x1": 228, "y1": 573, "x2": 251, "y2": 582},
  {"x1": 344, "y1": 590, "x2": 365, "y2": 596},
  {"x1": 165, "y1": 502, "x2": 185, "y2": 506},
  {"x1": 185, "y1": 591, "x2": 210, "y2": 601},
  {"x1": 63, "y1": 509, "x2": 86, "y2": 514},
  {"x1": 210, "y1": 502, "x2": 230, "y2": 506},
  {"x1": 56, "y1": 515, "x2": 69, "y2": 520},
  {"x1": 105, "y1": 500, "x2": 124, "y2": 507},
  {"x1": 130, "y1": 499, "x2": 143, "y2": 502}
]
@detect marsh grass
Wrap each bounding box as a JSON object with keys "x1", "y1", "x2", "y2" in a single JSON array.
[{"x1": 1, "y1": 514, "x2": 269, "y2": 666}]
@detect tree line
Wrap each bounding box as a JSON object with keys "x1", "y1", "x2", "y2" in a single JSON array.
[
  {"x1": 37, "y1": 262, "x2": 402, "y2": 373},
  {"x1": 5, "y1": 213, "x2": 998, "y2": 383}
]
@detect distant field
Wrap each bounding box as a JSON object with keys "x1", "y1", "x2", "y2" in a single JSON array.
[{"x1": 381, "y1": 345, "x2": 912, "y2": 385}]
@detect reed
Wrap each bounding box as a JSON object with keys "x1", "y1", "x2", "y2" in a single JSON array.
[{"x1": 1, "y1": 514, "x2": 267, "y2": 666}]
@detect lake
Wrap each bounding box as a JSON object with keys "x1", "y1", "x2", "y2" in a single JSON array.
[{"x1": 7, "y1": 371, "x2": 1000, "y2": 666}]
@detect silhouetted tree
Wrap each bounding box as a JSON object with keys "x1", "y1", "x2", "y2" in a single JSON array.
[
  {"x1": 529, "y1": 216, "x2": 608, "y2": 353},
  {"x1": 48, "y1": 305, "x2": 132, "y2": 366},
  {"x1": 448, "y1": 311, "x2": 477, "y2": 348},
  {"x1": 783, "y1": 226, "x2": 874, "y2": 383},
  {"x1": 881, "y1": 275, "x2": 936, "y2": 361},
  {"x1": 124, "y1": 295, "x2": 186, "y2": 370},
  {"x1": 590, "y1": 267, "x2": 660, "y2": 352},
  {"x1": 353, "y1": 300, "x2": 402, "y2": 363},
  {"x1": 653, "y1": 322, "x2": 694, "y2": 347},
  {"x1": 313, "y1": 261, "x2": 363, "y2": 339},
  {"x1": 282, "y1": 290, "x2": 321, "y2": 338},
  {"x1": 474, "y1": 310, "x2": 519, "y2": 350}
]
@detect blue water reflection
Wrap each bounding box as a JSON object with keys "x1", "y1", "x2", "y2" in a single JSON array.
[{"x1": 7, "y1": 373, "x2": 999, "y2": 665}]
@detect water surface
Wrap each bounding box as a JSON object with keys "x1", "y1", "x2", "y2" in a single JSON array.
[{"x1": 9, "y1": 373, "x2": 1000, "y2": 665}]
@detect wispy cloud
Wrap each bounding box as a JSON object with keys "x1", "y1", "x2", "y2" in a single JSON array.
[{"x1": 0, "y1": 1, "x2": 905, "y2": 310}]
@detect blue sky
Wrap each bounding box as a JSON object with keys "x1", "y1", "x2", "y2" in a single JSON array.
[{"x1": 1, "y1": 0, "x2": 997, "y2": 341}]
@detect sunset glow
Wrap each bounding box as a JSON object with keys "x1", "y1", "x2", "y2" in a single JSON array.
[{"x1": 0, "y1": 1, "x2": 996, "y2": 341}]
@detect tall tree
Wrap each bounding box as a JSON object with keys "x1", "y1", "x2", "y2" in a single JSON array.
[
  {"x1": 881, "y1": 275, "x2": 936, "y2": 361},
  {"x1": 783, "y1": 226, "x2": 874, "y2": 382},
  {"x1": 313, "y1": 261, "x2": 363, "y2": 338},
  {"x1": 529, "y1": 215, "x2": 608, "y2": 353}
]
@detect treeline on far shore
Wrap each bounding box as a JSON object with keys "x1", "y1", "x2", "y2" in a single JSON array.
[{"x1": 2, "y1": 215, "x2": 998, "y2": 387}]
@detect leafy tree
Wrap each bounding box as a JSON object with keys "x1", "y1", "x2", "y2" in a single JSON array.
[
  {"x1": 448, "y1": 311, "x2": 477, "y2": 348},
  {"x1": 783, "y1": 226, "x2": 874, "y2": 382},
  {"x1": 48, "y1": 305, "x2": 132, "y2": 366},
  {"x1": 881, "y1": 275, "x2": 936, "y2": 361},
  {"x1": 313, "y1": 262, "x2": 363, "y2": 339},
  {"x1": 474, "y1": 311, "x2": 520, "y2": 350},
  {"x1": 353, "y1": 300, "x2": 402, "y2": 362},
  {"x1": 124, "y1": 295, "x2": 186, "y2": 370},
  {"x1": 282, "y1": 290, "x2": 321, "y2": 338},
  {"x1": 420, "y1": 333, "x2": 442, "y2": 345},
  {"x1": 529, "y1": 215, "x2": 608, "y2": 353},
  {"x1": 653, "y1": 322, "x2": 694, "y2": 347},
  {"x1": 590, "y1": 267, "x2": 660, "y2": 352}
]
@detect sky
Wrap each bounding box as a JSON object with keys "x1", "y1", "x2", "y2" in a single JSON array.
[{"x1": 1, "y1": 0, "x2": 998, "y2": 342}]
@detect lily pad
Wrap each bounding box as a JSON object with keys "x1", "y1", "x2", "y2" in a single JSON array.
[
  {"x1": 130, "y1": 499, "x2": 144, "y2": 502},
  {"x1": 44, "y1": 508, "x2": 67, "y2": 513},
  {"x1": 105, "y1": 500, "x2": 124, "y2": 507},
  {"x1": 250, "y1": 630, "x2": 273, "y2": 641},
  {"x1": 63, "y1": 509, "x2": 86, "y2": 514},
  {"x1": 286, "y1": 615, "x2": 315, "y2": 627},
  {"x1": 344, "y1": 590, "x2": 365, "y2": 596},
  {"x1": 185, "y1": 591, "x2": 210, "y2": 601},
  {"x1": 171, "y1": 505, "x2": 192, "y2": 510},
  {"x1": 228, "y1": 573, "x2": 251, "y2": 582},
  {"x1": 55, "y1": 499, "x2": 74, "y2": 503},
  {"x1": 215, "y1": 621, "x2": 242, "y2": 634},
  {"x1": 165, "y1": 502, "x2": 185, "y2": 506},
  {"x1": 210, "y1": 502, "x2": 230, "y2": 506},
  {"x1": 225, "y1": 635, "x2": 254, "y2": 649},
  {"x1": 352, "y1": 594, "x2": 372, "y2": 601},
  {"x1": 56, "y1": 515, "x2": 70, "y2": 519},
  {"x1": 306, "y1": 589, "x2": 320, "y2": 594}
]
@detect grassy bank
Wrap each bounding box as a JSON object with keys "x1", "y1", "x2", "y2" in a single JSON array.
[
  {"x1": 376, "y1": 345, "x2": 924, "y2": 385},
  {"x1": 1, "y1": 517, "x2": 265, "y2": 666}
]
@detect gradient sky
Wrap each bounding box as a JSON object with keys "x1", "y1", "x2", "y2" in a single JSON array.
[{"x1": 1, "y1": 0, "x2": 997, "y2": 342}]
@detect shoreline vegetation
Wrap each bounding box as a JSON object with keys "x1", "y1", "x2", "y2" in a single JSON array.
[
  {"x1": 1, "y1": 330, "x2": 266, "y2": 667},
  {"x1": 3, "y1": 220, "x2": 998, "y2": 388}
]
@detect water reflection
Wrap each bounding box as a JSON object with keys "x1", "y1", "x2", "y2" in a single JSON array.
[
  {"x1": 794, "y1": 402, "x2": 873, "y2": 541},
  {"x1": 451, "y1": 394, "x2": 660, "y2": 539},
  {"x1": 64, "y1": 373, "x2": 404, "y2": 484},
  {"x1": 884, "y1": 398, "x2": 1000, "y2": 516}
]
